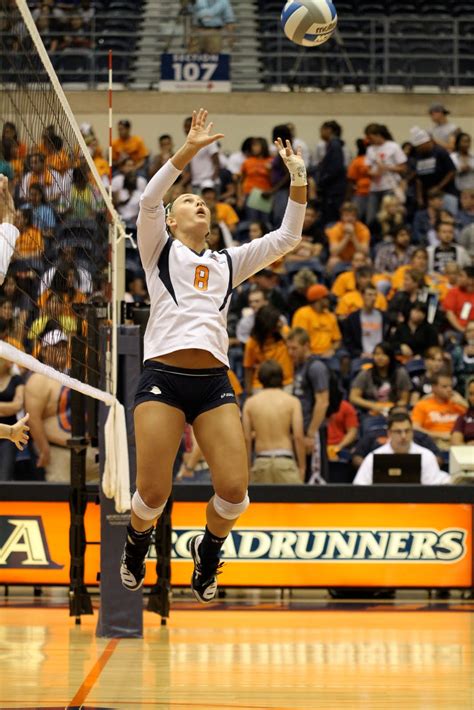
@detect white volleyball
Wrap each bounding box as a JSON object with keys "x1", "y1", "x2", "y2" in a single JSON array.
[{"x1": 281, "y1": 0, "x2": 338, "y2": 47}]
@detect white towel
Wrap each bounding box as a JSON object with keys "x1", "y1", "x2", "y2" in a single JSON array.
[
  {"x1": 103, "y1": 401, "x2": 131, "y2": 513},
  {"x1": 0, "y1": 223, "x2": 19, "y2": 285}
]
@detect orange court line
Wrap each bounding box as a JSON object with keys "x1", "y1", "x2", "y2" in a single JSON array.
[{"x1": 67, "y1": 637, "x2": 119, "y2": 708}]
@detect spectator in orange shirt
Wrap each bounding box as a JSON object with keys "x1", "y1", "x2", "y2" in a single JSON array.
[
  {"x1": 390, "y1": 247, "x2": 436, "y2": 292},
  {"x1": 13, "y1": 208, "x2": 44, "y2": 261},
  {"x1": 37, "y1": 125, "x2": 71, "y2": 174},
  {"x1": 331, "y1": 252, "x2": 368, "y2": 298},
  {"x1": 85, "y1": 135, "x2": 110, "y2": 184},
  {"x1": 238, "y1": 137, "x2": 272, "y2": 200},
  {"x1": 292, "y1": 284, "x2": 341, "y2": 358},
  {"x1": 112, "y1": 119, "x2": 149, "y2": 172},
  {"x1": 412, "y1": 371, "x2": 467, "y2": 450},
  {"x1": 201, "y1": 181, "x2": 239, "y2": 235},
  {"x1": 243, "y1": 305, "x2": 293, "y2": 395},
  {"x1": 336, "y1": 267, "x2": 387, "y2": 318},
  {"x1": 326, "y1": 202, "x2": 370, "y2": 272},
  {"x1": 442, "y1": 265, "x2": 474, "y2": 334},
  {"x1": 347, "y1": 138, "x2": 371, "y2": 222}
]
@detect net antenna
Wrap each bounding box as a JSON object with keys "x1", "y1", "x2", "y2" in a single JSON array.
[{"x1": 0, "y1": 0, "x2": 131, "y2": 511}]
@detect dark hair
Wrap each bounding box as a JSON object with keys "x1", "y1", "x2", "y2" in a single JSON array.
[
  {"x1": 401, "y1": 141, "x2": 415, "y2": 157},
  {"x1": 19, "y1": 207, "x2": 34, "y2": 227},
  {"x1": 29, "y1": 182, "x2": 46, "y2": 202},
  {"x1": 356, "y1": 138, "x2": 367, "y2": 156},
  {"x1": 251, "y1": 137, "x2": 270, "y2": 158},
  {"x1": 0, "y1": 316, "x2": 8, "y2": 338},
  {"x1": 159, "y1": 134, "x2": 172, "y2": 142},
  {"x1": 409, "y1": 300, "x2": 427, "y2": 316},
  {"x1": 123, "y1": 171, "x2": 138, "y2": 192},
  {"x1": 208, "y1": 222, "x2": 226, "y2": 251},
  {"x1": 72, "y1": 166, "x2": 89, "y2": 190},
  {"x1": 463, "y1": 265, "x2": 474, "y2": 279},
  {"x1": 365, "y1": 123, "x2": 393, "y2": 140},
  {"x1": 272, "y1": 124, "x2": 292, "y2": 144},
  {"x1": 455, "y1": 132, "x2": 471, "y2": 151},
  {"x1": 250, "y1": 305, "x2": 283, "y2": 349},
  {"x1": 321, "y1": 120, "x2": 342, "y2": 138},
  {"x1": 393, "y1": 224, "x2": 411, "y2": 239},
  {"x1": 387, "y1": 411, "x2": 412, "y2": 429},
  {"x1": 258, "y1": 359, "x2": 283, "y2": 388},
  {"x1": 240, "y1": 136, "x2": 253, "y2": 155},
  {"x1": 373, "y1": 341, "x2": 401, "y2": 401}
]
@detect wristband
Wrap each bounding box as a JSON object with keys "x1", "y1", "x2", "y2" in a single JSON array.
[{"x1": 279, "y1": 150, "x2": 307, "y2": 187}]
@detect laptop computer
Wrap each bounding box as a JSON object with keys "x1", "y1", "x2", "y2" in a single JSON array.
[{"x1": 373, "y1": 454, "x2": 422, "y2": 484}]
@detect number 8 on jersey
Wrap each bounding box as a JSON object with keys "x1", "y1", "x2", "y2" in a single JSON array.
[{"x1": 194, "y1": 265, "x2": 209, "y2": 292}]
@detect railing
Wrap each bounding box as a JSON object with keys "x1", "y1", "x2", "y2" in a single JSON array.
[{"x1": 1, "y1": 14, "x2": 474, "y2": 89}]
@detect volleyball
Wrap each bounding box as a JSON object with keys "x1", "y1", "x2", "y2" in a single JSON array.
[{"x1": 281, "y1": 0, "x2": 338, "y2": 47}]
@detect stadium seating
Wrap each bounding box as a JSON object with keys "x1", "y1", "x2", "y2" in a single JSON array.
[{"x1": 257, "y1": 0, "x2": 474, "y2": 90}]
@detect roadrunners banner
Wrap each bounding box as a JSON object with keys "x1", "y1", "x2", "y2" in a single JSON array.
[{"x1": 0, "y1": 501, "x2": 472, "y2": 588}]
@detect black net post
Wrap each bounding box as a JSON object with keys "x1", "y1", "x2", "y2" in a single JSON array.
[
  {"x1": 68, "y1": 304, "x2": 93, "y2": 623},
  {"x1": 147, "y1": 496, "x2": 173, "y2": 625}
]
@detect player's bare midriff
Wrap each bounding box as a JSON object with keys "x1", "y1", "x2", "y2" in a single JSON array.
[{"x1": 152, "y1": 349, "x2": 224, "y2": 369}]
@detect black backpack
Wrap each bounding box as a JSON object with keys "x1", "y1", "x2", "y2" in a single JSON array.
[{"x1": 302, "y1": 355, "x2": 343, "y2": 418}]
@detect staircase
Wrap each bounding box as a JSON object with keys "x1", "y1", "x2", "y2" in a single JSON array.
[{"x1": 131, "y1": 0, "x2": 263, "y2": 90}]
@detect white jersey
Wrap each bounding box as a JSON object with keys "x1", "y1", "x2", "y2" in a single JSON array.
[{"x1": 138, "y1": 160, "x2": 304, "y2": 366}]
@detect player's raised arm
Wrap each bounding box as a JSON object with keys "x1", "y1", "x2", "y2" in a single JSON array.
[
  {"x1": 226, "y1": 139, "x2": 307, "y2": 286},
  {"x1": 137, "y1": 108, "x2": 224, "y2": 269}
]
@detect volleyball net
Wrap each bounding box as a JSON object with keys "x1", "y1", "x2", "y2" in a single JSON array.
[{"x1": 0, "y1": 0, "x2": 129, "y2": 512}]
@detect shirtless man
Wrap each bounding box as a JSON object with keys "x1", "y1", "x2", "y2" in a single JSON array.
[
  {"x1": 242, "y1": 360, "x2": 305, "y2": 484},
  {"x1": 25, "y1": 329, "x2": 98, "y2": 482}
]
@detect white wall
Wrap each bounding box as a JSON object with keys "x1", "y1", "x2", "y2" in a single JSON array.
[{"x1": 66, "y1": 91, "x2": 474, "y2": 157}]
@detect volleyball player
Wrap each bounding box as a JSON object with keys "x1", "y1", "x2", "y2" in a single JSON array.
[{"x1": 120, "y1": 109, "x2": 307, "y2": 602}]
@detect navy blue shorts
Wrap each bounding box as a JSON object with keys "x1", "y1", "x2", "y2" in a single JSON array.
[{"x1": 134, "y1": 360, "x2": 237, "y2": 424}]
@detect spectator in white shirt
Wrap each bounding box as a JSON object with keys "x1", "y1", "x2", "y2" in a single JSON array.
[
  {"x1": 451, "y1": 132, "x2": 474, "y2": 192},
  {"x1": 353, "y1": 411, "x2": 450, "y2": 485},
  {"x1": 429, "y1": 103, "x2": 460, "y2": 151},
  {"x1": 364, "y1": 123, "x2": 407, "y2": 225}
]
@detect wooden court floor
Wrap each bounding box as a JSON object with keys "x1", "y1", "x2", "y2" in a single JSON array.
[{"x1": 0, "y1": 601, "x2": 473, "y2": 710}]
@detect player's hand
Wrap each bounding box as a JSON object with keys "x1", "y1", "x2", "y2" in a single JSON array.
[
  {"x1": 274, "y1": 138, "x2": 307, "y2": 186},
  {"x1": 185, "y1": 109, "x2": 224, "y2": 151},
  {"x1": 0, "y1": 175, "x2": 16, "y2": 225},
  {"x1": 10, "y1": 413, "x2": 30, "y2": 451}
]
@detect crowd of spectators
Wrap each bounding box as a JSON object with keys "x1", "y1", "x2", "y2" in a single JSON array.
[
  {"x1": 119, "y1": 103, "x2": 473, "y2": 487},
  {"x1": 1, "y1": 100, "x2": 474, "y2": 485},
  {"x1": 0, "y1": 116, "x2": 110, "y2": 481}
]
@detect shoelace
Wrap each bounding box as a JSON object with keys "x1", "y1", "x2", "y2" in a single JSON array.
[{"x1": 198, "y1": 560, "x2": 224, "y2": 584}]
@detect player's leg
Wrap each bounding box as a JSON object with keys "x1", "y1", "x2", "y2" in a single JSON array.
[
  {"x1": 121, "y1": 401, "x2": 185, "y2": 591},
  {"x1": 190, "y1": 403, "x2": 249, "y2": 602}
]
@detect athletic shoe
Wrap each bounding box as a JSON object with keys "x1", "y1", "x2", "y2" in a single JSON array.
[
  {"x1": 120, "y1": 534, "x2": 149, "y2": 591},
  {"x1": 190, "y1": 534, "x2": 224, "y2": 604}
]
